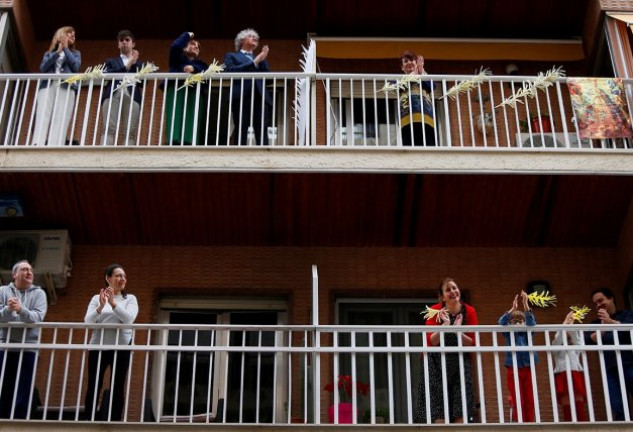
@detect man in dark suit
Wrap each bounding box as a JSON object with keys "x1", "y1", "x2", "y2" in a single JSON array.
[
  {"x1": 223, "y1": 28, "x2": 272, "y2": 146},
  {"x1": 101, "y1": 30, "x2": 143, "y2": 146}
]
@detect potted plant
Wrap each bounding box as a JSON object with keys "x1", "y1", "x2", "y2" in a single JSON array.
[
  {"x1": 324, "y1": 374, "x2": 369, "y2": 424},
  {"x1": 520, "y1": 114, "x2": 551, "y2": 133},
  {"x1": 375, "y1": 407, "x2": 389, "y2": 423},
  {"x1": 530, "y1": 113, "x2": 552, "y2": 133},
  {"x1": 362, "y1": 406, "x2": 389, "y2": 424}
]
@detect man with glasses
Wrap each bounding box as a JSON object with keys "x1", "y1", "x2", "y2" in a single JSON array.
[
  {"x1": 101, "y1": 30, "x2": 144, "y2": 146},
  {"x1": 0, "y1": 260, "x2": 48, "y2": 418}
]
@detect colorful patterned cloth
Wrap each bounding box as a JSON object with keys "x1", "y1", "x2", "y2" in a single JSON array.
[{"x1": 567, "y1": 78, "x2": 632, "y2": 139}]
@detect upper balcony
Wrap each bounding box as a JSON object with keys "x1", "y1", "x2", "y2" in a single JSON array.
[{"x1": 1, "y1": 71, "x2": 632, "y2": 175}]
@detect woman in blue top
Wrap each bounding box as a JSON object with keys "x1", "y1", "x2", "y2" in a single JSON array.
[
  {"x1": 499, "y1": 291, "x2": 538, "y2": 422},
  {"x1": 33, "y1": 26, "x2": 81, "y2": 146}
]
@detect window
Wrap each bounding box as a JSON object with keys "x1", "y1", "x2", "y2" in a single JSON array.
[
  {"x1": 336, "y1": 299, "x2": 434, "y2": 423},
  {"x1": 152, "y1": 297, "x2": 288, "y2": 423}
]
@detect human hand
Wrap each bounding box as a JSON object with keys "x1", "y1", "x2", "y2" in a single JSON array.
[
  {"x1": 183, "y1": 65, "x2": 194, "y2": 73},
  {"x1": 7, "y1": 297, "x2": 21, "y2": 313},
  {"x1": 597, "y1": 308, "x2": 613, "y2": 323},
  {"x1": 520, "y1": 290, "x2": 530, "y2": 310},
  {"x1": 255, "y1": 45, "x2": 269, "y2": 64},
  {"x1": 453, "y1": 313, "x2": 463, "y2": 326},
  {"x1": 99, "y1": 288, "x2": 107, "y2": 307},
  {"x1": 131, "y1": 50, "x2": 139, "y2": 64},
  {"x1": 509, "y1": 294, "x2": 519, "y2": 312},
  {"x1": 57, "y1": 34, "x2": 68, "y2": 51},
  {"x1": 416, "y1": 55, "x2": 425, "y2": 74},
  {"x1": 563, "y1": 311, "x2": 575, "y2": 325},
  {"x1": 439, "y1": 308, "x2": 450, "y2": 325}
]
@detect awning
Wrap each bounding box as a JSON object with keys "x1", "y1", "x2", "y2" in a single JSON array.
[
  {"x1": 607, "y1": 12, "x2": 633, "y2": 35},
  {"x1": 312, "y1": 37, "x2": 585, "y2": 61},
  {"x1": 607, "y1": 12, "x2": 633, "y2": 25}
]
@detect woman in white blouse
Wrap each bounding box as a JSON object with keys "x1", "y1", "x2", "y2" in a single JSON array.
[{"x1": 83, "y1": 263, "x2": 138, "y2": 421}]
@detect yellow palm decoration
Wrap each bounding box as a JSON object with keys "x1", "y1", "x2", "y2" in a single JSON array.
[
  {"x1": 570, "y1": 305, "x2": 591, "y2": 323},
  {"x1": 63, "y1": 64, "x2": 106, "y2": 85},
  {"x1": 421, "y1": 306, "x2": 441, "y2": 322},
  {"x1": 527, "y1": 290, "x2": 557, "y2": 308},
  {"x1": 180, "y1": 60, "x2": 225, "y2": 89}
]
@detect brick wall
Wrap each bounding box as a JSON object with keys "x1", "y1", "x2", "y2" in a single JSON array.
[{"x1": 34, "y1": 244, "x2": 619, "y2": 422}]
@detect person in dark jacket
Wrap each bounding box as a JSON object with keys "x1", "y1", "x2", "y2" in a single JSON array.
[
  {"x1": 585, "y1": 287, "x2": 633, "y2": 420},
  {"x1": 223, "y1": 28, "x2": 273, "y2": 146},
  {"x1": 101, "y1": 30, "x2": 144, "y2": 146},
  {"x1": 164, "y1": 32, "x2": 209, "y2": 145}
]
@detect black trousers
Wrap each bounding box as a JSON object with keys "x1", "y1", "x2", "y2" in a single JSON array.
[
  {"x1": 231, "y1": 95, "x2": 272, "y2": 146},
  {"x1": 401, "y1": 123, "x2": 436, "y2": 147},
  {"x1": 0, "y1": 350, "x2": 36, "y2": 419},
  {"x1": 84, "y1": 349, "x2": 131, "y2": 421}
]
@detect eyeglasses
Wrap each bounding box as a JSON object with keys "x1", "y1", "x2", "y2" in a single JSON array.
[{"x1": 509, "y1": 319, "x2": 525, "y2": 325}]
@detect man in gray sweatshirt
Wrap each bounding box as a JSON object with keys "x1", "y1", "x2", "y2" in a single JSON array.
[{"x1": 0, "y1": 260, "x2": 48, "y2": 419}]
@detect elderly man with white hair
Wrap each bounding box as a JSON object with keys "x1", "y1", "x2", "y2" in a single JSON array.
[{"x1": 223, "y1": 28, "x2": 273, "y2": 146}]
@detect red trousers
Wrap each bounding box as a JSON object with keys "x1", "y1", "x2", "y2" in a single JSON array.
[{"x1": 507, "y1": 367, "x2": 535, "y2": 422}]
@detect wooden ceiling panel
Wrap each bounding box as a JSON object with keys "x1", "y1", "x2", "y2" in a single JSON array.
[
  {"x1": 131, "y1": 173, "x2": 274, "y2": 246},
  {"x1": 25, "y1": 0, "x2": 590, "y2": 42},
  {"x1": 71, "y1": 173, "x2": 141, "y2": 244},
  {"x1": 0, "y1": 173, "x2": 85, "y2": 235},
  {"x1": 0, "y1": 172, "x2": 630, "y2": 249},
  {"x1": 412, "y1": 175, "x2": 541, "y2": 247},
  {"x1": 544, "y1": 176, "x2": 633, "y2": 247},
  {"x1": 268, "y1": 173, "x2": 400, "y2": 247}
]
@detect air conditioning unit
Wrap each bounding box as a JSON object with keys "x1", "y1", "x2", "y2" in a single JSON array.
[{"x1": 0, "y1": 230, "x2": 72, "y2": 304}]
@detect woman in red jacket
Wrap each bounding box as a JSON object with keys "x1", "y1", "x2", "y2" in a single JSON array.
[{"x1": 417, "y1": 277, "x2": 478, "y2": 424}]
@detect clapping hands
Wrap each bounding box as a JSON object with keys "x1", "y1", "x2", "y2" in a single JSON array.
[
  {"x1": 438, "y1": 308, "x2": 462, "y2": 326},
  {"x1": 7, "y1": 297, "x2": 22, "y2": 313}
]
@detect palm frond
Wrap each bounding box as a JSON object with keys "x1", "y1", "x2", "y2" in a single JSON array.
[
  {"x1": 63, "y1": 64, "x2": 106, "y2": 85},
  {"x1": 527, "y1": 290, "x2": 557, "y2": 308},
  {"x1": 570, "y1": 305, "x2": 591, "y2": 323},
  {"x1": 114, "y1": 62, "x2": 159, "y2": 93},
  {"x1": 496, "y1": 66, "x2": 566, "y2": 109},
  {"x1": 441, "y1": 68, "x2": 491, "y2": 101},
  {"x1": 179, "y1": 60, "x2": 224, "y2": 90},
  {"x1": 420, "y1": 306, "x2": 441, "y2": 323}
]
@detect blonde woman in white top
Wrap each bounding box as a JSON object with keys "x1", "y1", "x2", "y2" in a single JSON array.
[
  {"x1": 552, "y1": 311, "x2": 587, "y2": 421},
  {"x1": 33, "y1": 26, "x2": 81, "y2": 146},
  {"x1": 84, "y1": 264, "x2": 138, "y2": 421}
]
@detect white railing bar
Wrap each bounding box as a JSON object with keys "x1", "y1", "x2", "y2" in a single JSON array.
[
  {"x1": 403, "y1": 330, "x2": 412, "y2": 424},
  {"x1": 475, "y1": 331, "x2": 486, "y2": 424}
]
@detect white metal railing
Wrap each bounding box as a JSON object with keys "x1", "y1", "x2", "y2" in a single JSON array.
[
  {"x1": 320, "y1": 73, "x2": 633, "y2": 149},
  {"x1": 0, "y1": 72, "x2": 303, "y2": 147},
  {"x1": 1, "y1": 72, "x2": 632, "y2": 149},
  {"x1": 0, "y1": 321, "x2": 631, "y2": 425}
]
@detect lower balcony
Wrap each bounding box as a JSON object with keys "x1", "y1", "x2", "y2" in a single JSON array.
[{"x1": 0, "y1": 322, "x2": 632, "y2": 431}]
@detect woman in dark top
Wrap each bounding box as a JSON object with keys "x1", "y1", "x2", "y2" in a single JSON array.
[{"x1": 164, "y1": 32, "x2": 209, "y2": 145}]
